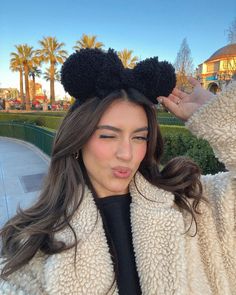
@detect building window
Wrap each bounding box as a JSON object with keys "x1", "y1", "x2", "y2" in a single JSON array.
[
  {"x1": 223, "y1": 59, "x2": 236, "y2": 71},
  {"x1": 206, "y1": 63, "x2": 214, "y2": 72},
  {"x1": 214, "y1": 61, "x2": 220, "y2": 72}
]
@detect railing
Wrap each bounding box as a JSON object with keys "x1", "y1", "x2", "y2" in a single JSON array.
[{"x1": 0, "y1": 121, "x2": 55, "y2": 156}]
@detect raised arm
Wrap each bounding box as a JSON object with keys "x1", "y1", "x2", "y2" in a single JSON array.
[{"x1": 157, "y1": 78, "x2": 236, "y2": 172}]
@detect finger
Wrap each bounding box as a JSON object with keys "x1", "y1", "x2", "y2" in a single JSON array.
[
  {"x1": 157, "y1": 95, "x2": 172, "y2": 104},
  {"x1": 158, "y1": 96, "x2": 182, "y2": 116},
  {"x1": 187, "y1": 76, "x2": 201, "y2": 87},
  {"x1": 157, "y1": 88, "x2": 184, "y2": 103},
  {"x1": 172, "y1": 88, "x2": 188, "y2": 100},
  {"x1": 168, "y1": 93, "x2": 182, "y2": 105},
  {"x1": 157, "y1": 96, "x2": 165, "y2": 104},
  {"x1": 157, "y1": 94, "x2": 181, "y2": 105}
]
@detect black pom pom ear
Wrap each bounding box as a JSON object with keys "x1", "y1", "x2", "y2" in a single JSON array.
[
  {"x1": 60, "y1": 48, "x2": 106, "y2": 100},
  {"x1": 96, "y1": 48, "x2": 124, "y2": 98},
  {"x1": 61, "y1": 48, "x2": 176, "y2": 106},
  {"x1": 61, "y1": 48, "x2": 124, "y2": 102},
  {"x1": 158, "y1": 61, "x2": 177, "y2": 97},
  {"x1": 132, "y1": 57, "x2": 176, "y2": 104}
]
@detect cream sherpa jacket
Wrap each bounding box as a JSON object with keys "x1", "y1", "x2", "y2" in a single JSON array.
[{"x1": 0, "y1": 82, "x2": 236, "y2": 295}]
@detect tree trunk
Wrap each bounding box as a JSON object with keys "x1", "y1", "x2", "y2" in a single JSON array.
[
  {"x1": 50, "y1": 63, "x2": 55, "y2": 104},
  {"x1": 24, "y1": 64, "x2": 30, "y2": 111},
  {"x1": 32, "y1": 75, "x2": 36, "y2": 100},
  {"x1": 19, "y1": 68, "x2": 24, "y2": 104}
]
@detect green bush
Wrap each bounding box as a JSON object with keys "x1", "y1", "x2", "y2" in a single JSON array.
[
  {"x1": 34, "y1": 116, "x2": 46, "y2": 126},
  {"x1": 158, "y1": 116, "x2": 184, "y2": 126},
  {"x1": 157, "y1": 112, "x2": 174, "y2": 117},
  {"x1": 185, "y1": 138, "x2": 225, "y2": 174},
  {"x1": 26, "y1": 112, "x2": 65, "y2": 117},
  {"x1": 160, "y1": 125, "x2": 190, "y2": 135},
  {"x1": 161, "y1": 132, "x2": 226, "y2": 174},
  {"x1": 0, "y1": 113, "x2": 63, "y2": 130}
]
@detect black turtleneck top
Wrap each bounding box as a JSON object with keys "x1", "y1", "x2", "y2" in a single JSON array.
[{"x1": 95, "y1": 193, "x2": 142, "y2": 295}]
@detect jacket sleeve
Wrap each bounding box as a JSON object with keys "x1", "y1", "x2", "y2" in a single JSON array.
[
  {"x1": 185, "y1": 81, "x2": 236, "y2": 173},
  {"x1": 185, "y1": 81, "x2": 236, "y2": 235},
  {"x1": 0, "y1": 255, "x2": 46, "y2": 295},
  {"x1": 0, "y1": 279, "x2": 29, "y2": 295}
]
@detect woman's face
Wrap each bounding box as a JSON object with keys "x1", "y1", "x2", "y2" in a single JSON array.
[{"x1": 82, "y1": 99, "x2": 148, "y2": 198}]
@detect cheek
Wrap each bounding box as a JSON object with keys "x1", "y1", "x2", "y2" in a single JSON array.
[
  {"x1": 84, "y1": 137, "x2": 112, "y2": 163},
  {"x1": 134, "y1": 144, "x2": 147, "y2": 163}
]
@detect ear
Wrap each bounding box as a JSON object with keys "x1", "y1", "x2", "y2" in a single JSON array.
[
  {"x1": 132, "y1": 57, "x2": 176, "y2": 104},
  {"x1": 96, "y1": 48, "x2": 124, "y2": 98},
  {"x1": 60, "y1": 48, "x2": 106, "y2": 100},
  {"x1": 61, "y1": 48, "x2": 125, "y2": 102}
]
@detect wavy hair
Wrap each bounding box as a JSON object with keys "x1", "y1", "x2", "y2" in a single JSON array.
[{"x1": 0, "y1": 88, "x2": 206, "y2": 290}]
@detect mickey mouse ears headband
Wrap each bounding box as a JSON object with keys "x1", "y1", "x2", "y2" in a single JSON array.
[{"x1": 61, "y1": 48, "x2": 176, "y2": 106}]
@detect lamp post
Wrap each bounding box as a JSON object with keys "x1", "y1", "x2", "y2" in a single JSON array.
[{"x1": 43, "y1": 89, "x2": 48, "y2": 111}]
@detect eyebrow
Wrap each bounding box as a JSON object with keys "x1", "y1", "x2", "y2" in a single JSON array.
[{"x1": 96, "y1": 125, "x2": 148, "y2": 133}]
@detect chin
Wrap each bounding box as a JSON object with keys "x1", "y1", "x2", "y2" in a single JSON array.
[{"x1": 106, "y1": 183, "x2": 129, "y2": 195}]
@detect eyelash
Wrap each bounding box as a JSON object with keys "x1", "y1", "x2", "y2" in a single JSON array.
[
  {"x1": 99, "y1": 135, "x2": 148, "y2": 141},
  {"x1": 99, "y1": 135, "x2": 113, "y2": 139}
]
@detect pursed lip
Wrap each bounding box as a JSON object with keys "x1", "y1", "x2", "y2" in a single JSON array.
[
  {"x1": 112, "y1": 166, "x2": 132, "y2": 173},
  {"x1": 111, "y1": 166, "x2": 132, "y2": 179}
]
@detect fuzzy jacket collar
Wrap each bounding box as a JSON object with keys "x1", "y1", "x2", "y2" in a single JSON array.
[{"x1": 43, "y1": 172, "x2": 187, "y2": 295}]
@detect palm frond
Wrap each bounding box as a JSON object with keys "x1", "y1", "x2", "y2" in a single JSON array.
[
  {"x1": 118, "y1": 49, "x2": 138, "y2": 68},
  {"x1": 73, "y1": 34, "x2": 104, "y2": 50}
]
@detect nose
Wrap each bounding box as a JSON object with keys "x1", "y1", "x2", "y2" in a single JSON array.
[{"x1": 116, "y1": 139, "x2": 133, "y2": 161}]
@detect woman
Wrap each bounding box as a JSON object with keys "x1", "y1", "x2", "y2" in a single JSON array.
[{"x1": 0, "y1": 48, "x2": 235, "y2": 295}]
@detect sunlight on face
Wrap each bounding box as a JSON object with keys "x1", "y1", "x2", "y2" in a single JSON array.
[{"x1": 82, "y1": 99, "x2": 148, "y2": 198}]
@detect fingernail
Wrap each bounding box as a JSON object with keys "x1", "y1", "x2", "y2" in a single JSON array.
[{"x1": 158, "y1": 97, "x2": 163, "y2": 104}]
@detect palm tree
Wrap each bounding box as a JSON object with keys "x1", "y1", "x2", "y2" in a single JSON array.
[
  {"x1": 13, "y1": 45, "x2": 35, "y2": 110},
  {"x1": 10, "y1": 53, "x2": 24, "y2": 103},
  {"x1": 73, "y1": 34, "x2": 104, "y2": 50},
  {"x1": 43, "y1": 67, "x2": 61, "y2": 82},
  {"x1": 118, "y1": 49, "x2": 139, "y2": 69},
  {"x1": 36, "y1": 37, "x2": 68, "y2": 104},
  {"x1": 29, "y1": 67, "x2": 42, "y2": 100}
]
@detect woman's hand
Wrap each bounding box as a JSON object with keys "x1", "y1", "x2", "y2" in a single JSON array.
[{"x1": 157, "y1": 77, "x2": 215, "y2": 122}]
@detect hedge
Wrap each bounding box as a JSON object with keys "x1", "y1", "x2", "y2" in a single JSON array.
[
  {"x1": 161, "y1": 132, "x2": 226, "y2": 174},
  {"x1": 26, "y1": 112, "x2": 65, "y2": 117},
  {"x1": 0, "y1": 113, "x2": 63, "y2": 130},
  {"x1": 158, "y1": 117, "x2": 184, "y2": 126},
  {"x1": 160, "y1": 125, "x2": 190, "y2": 135},
  {"x1": 157, "y1": 111, "x2": 174, "y2": 117}
]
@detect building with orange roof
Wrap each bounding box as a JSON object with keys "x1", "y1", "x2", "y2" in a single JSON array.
[{"x1": 196, "y1": 43, "x2": 236, "y2": 93}]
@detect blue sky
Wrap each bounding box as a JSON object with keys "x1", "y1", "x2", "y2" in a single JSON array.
[{"x1": 1, "y1": 0, "x2": 235, "y2": 98}]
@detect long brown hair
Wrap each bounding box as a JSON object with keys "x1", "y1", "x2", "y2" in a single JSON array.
[{"x1": 0, "y1": 88, "x2": 205, "y2": 282}]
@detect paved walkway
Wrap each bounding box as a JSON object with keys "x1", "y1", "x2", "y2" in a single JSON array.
[{"x1": 0, "y1": 137, "x2": 50, "y2": 228}]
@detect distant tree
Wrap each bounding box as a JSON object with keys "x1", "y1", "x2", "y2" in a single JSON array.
[
  {"x1": 43, "y1": 67, "x2": 61, "y2": 82},
  {"x1": 12, "y1": 45, "x2": 36, "y2": 110},
  {"x1": 73, "y1": 34, "x2": 104, "y2": 50},
  {"x1": 10, "y1": 53, "x2": 24, "y2": 102},
  {"x1": 174, "y1": 38, "x2": 194, "y2": 91},
  {"x1": 227, "y1": 17, "x2": 236, "y2": 44},
  {"x1": 8, "y1": 88, "x2": 19, "y2": 99},
  {"x1": 36, "y1": 37, "x2": 68, "y2": 104},
  {"x1": 118, "y1": 49, "x2": 138, "y2": 69},
  {"x1": 29, "y1": 67, "x2": 42, "y2": 100},
  {"x1": 221, "y1": 17, "x2": 236, "y2": 83}
]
